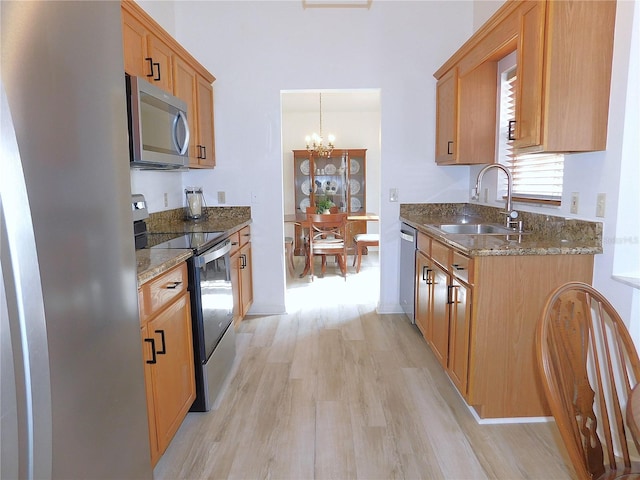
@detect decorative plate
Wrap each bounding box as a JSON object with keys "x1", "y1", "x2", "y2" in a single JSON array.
[
  {"x1": 300, "y1": 159, "x2": 310, "y2": 175},
  {"x1": 350, "y1": 179, "x2": 360, "y2": 195},
  {"x1": 324, "y1": 180, "x2": 338, "y2": 194},
  {"x1": 324, "y1": 163, "x2": 337, "y2": 175},
  {"x1": 299, "y1": 198, "x2": 310, "y2": 212},
  {"x1": 301, "y1": 180, "x2": 311, "y2": 196},
  {"x1": 350, "y1": 197, "x2": 361, "y2": 212},
  {"x1": 350, "y1": 159, "x2": 360, "y2": 174}
]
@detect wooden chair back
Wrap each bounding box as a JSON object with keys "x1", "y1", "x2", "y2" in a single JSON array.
[
  {"x1": 536, "y1": 282, "x2": 640, "y2": 480},
  {"x1": 306, "y1": 206, "x2": 338, "y2": 215},
  {"x1": 305, "y1": 212, "x2": 348, "y2": 280}
]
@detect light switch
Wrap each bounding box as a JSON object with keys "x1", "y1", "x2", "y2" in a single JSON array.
[
  {"x1": 570, "y1": 192, "x2": 579, "y2": 214},
  {"x1": 217, "y1": 191, "x2": 226, "y2": 204},
  {"x1": 596, "y1": 193, "x2": 606, "y2": 217}
]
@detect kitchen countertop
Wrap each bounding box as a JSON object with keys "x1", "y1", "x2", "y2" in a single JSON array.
[
  {"x1": 136, "y1": 249, "x2": 193, "y2": 287},
  {"x1": 136, "y1": 206, "x2": 252, "y2": 286},
  {"x1": 400, "y1": 203, "x2": 602, "y2": 257}
]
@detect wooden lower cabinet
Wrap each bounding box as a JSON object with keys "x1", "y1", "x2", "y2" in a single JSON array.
[
  {"x1": 230, "y1": 226, "x2": 253, "y2": 324},
  {"x1": 139, "y1": 263, "x2": 195, "y2": 466},
  {"x1": 414, "y1": 250, "x2": 431, "y2": 339},
  {"x1": 415, "y1": 233, "x2": 593, "y2": 418}
]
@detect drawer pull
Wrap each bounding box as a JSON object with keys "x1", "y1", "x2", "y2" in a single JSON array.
[
  {"x1": 144, "y1": 338, "x2": 157, "y2": 364},
  {"x1": 155, "y1": 329, "x2": 166, "y2": 355},
  {"x1": 451, "y1": 264, "x2": 465, "y2": 271},
  {"x1": 166, "y1": 281, "x2": 182, "y2": 289}
]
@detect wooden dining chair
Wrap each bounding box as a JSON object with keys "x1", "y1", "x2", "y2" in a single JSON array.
[
  {"x1": 536, "y1": 282, "x2": 640, "y2": 480},
  {"x1": 306, "y1": 212, "x2": 348, "y2": 281}
]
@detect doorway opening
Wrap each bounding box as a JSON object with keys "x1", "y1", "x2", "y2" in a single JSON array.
[{"x1": 281, "y1": 89, "x2": 381, "y2": 311}]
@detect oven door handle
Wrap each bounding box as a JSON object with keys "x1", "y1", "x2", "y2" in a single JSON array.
[{"x1": 195, "y1": 239, "x2": 232, "y2": 267}]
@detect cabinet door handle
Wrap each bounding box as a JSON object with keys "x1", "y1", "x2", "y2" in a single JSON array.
[
  {"x1": 447, "y1": 285, "x2": 459, "y2": 304},
  {"x1": 166, "y1": 281, "x2": 182, "y2": 289},
  {"x1": 152, "y1": 62, "x2": 161, "y2": 81},
  {"x1": 202, "y1": 145, "x2": 207, "y2": 159},
  {"x1": 447, "y1": 141, "x2": 453, "y2": 155},
  {"x1": 422, "y1": 266, "x2": 432, "y2": 284},
  {"x1": 451, "y1": 264, "x2": 465, "y2": 271},
  {"x1": 145, "y1": 57, "x2": 154, "y2": 78},
  {"x1": 144, "y1": 338, "x2": 156, "y2": 364},
  {"x1": 154, "y1": 329, "x2": 166, "y2": 355},
  {"x1": 240, "y1": 254, "x2": 247, "y2": 269},
  {"x1": 508, "y1": 120, "x2": 516, "y2": 141}
]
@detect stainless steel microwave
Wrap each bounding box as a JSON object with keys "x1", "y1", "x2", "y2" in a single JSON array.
[{"x1": 126, "y1": 75, "x2": 189, "y2": 170}]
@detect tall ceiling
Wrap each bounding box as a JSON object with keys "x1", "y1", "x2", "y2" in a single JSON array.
[{"x1": 281, "y1": 90, "x2": 380, "y2": 114}]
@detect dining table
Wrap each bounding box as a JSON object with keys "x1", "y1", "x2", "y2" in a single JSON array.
[{"x1": 284, "y1": 211, "x2": 379, "y2": 277}]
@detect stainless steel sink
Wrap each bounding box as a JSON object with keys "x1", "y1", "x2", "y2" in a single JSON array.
[{"x1": 430, "y1": 223, "x2": 519, "y2": 235}]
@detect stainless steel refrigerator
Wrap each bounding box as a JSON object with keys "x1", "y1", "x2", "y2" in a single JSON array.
[{"x1": 1, "y1": 2, "x2": 152, "y2": 478}]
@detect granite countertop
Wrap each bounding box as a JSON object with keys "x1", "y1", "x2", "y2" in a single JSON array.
[
  {"x1": 400, "y1": 203, "x2": 602, "y2": 257},
  {"x1": 136, "y1": 206, "x2": 252, "y2": 286},
  {"x1": 136, "y1": 249, "x2": 193, "y2": 287}
]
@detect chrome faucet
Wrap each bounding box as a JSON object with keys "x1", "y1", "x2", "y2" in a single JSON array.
[{"x1": 473, "y1": 164, "x2": 520, "y2": 228}]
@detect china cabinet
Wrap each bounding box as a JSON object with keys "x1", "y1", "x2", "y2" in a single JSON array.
[{"x1": 292, "y1": 149, "x2": 367, "y2": 253}]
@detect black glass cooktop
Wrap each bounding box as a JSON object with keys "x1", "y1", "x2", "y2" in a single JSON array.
[{"x1": 146, "y1": 231, "x2": 226, "y2": 254}]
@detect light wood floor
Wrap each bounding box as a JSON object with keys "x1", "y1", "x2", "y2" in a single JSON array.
[{"x1": 154, "y1": 253, "x2": 575, "y2": 479}]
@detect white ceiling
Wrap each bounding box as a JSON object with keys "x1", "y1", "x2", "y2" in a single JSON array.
[{"x1": 281, "y1": 90, "x2": 380, "y2": 113}]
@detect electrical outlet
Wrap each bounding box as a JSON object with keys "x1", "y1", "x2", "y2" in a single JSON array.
[
  {"x1": 163, "y1": 192, "x2": 168, "y2": 208},
  {"x1": 596, "y1": 193, "x2": 606, "y2": 218},
  {"x1": 570, "y1": 192, "x2": 579, "y2": 214},
  {"x1": 389, "y1": 188, "x2": 398, "y2": 202},
  {"x1": 217, "y1": 191, "x2": 226, "y2": 204},
  {"x1": 483, "y1": 188, "x2": 489, "y2": 203}
]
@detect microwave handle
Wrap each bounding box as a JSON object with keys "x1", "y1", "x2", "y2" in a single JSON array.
[{"x1": 173, "y1": 110, "x2": 190, "y2": 155}]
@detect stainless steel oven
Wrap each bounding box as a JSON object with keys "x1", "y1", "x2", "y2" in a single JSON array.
[
  {"x1": 148, "y1": 233, "x2": 236, "y2": 412},
  {"x1": 188, "y1": 239, "x2": 235, "y2": 412}
]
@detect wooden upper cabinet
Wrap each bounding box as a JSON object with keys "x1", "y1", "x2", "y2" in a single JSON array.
[
  {"x1": 514, "y1": 1, "x2": 545, "y2": 149},
  {"x1": 121, "y1": 6, "x2": 173, "y2": 92},
  {"x1": 435, "y1": 68, "x2": 457, "y2": 164},
  {"x1": 517, "y1": 0, "x2": 616, "y2": 154},
  {"x1": 435, "y1": 63, "x2": 498, "y2": 165},
  {"x1": 146, "y1": 35, "x2": 174, "y2": 93},
  {"x1": 434, "y1": 0, "x2": 616, "y2": 161},
  {"x1": 194, "y1": 75, "x2": 216, "y2": 168},
  {"x1": 121, "y1": 0, "x2": 216, "y2": 169},
  {"x1": 122, "y1": 9, "x2": 150, "y2": 79},
  {"x1": 173, "y1": 57, "x2": 216, "y2": 168}
]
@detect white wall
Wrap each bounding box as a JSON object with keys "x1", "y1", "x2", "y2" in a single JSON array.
[
  {"x1": 138, "y1": 0, "x2": 473, "y2": 315},
  {"x1": 135, "y1": 1, "x2": 637, "y2": 328}
]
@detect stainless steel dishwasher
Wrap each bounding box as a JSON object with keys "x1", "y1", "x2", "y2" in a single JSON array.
[{"x1": 399, "y1": 223, "x2": 417, "y2": 323}]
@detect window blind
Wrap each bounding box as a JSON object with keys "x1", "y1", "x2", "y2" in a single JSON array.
[{"x1": 498, "y1": 68, "x2": 564, "y2": 204}]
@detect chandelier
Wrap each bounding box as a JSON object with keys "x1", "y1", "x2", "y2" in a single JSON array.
[{"x1": 305, "y1": 93, "x2": 335, "y2": 157}]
